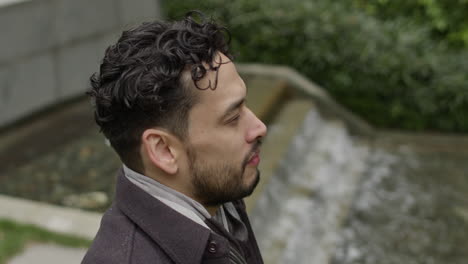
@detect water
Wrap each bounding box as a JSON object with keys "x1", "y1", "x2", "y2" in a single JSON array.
[
  {"x1": 251, "y1": 109, "x2": 370, "y2": 264},
  {"x1": 251, "y1": 108, "x2": 468, "y2": 264},
  {"x1": 332, "y1": 142, "x2": 468, "y2": 264}
]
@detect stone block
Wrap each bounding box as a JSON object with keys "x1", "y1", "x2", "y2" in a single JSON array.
[
  {"x1": 56, "y1": 39, "x2": 101, "y2": 99},
  {"x1": 117, "y1": 0, "x2": 161, "y2": 28},
  {"x1": 0, "y1": 0, "x2": 56, "y2": 63},
  {"x1": 0, "y1": 53, "x2": 57, "y2": 127},
  {"x1": 0, "y1": 194, "x2": 102, "y2": 239},
  {"x1": 54, "y1": 0, "x2": 119, "y2": 45}
]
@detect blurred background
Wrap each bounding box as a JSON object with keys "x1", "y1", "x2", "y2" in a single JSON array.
[{"x1": 1, "y1": 0, "x2": 467, "y2": 263}]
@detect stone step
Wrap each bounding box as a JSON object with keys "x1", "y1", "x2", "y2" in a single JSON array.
[
  {"x1": 0, "y1": 194, "x2": 101, "y2": 240},
  {"x1": 7, "y1": 244, "x2": 87, "y2": 264}
]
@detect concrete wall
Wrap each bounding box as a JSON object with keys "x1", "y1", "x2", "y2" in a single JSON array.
[{"x1": 0, "y1": 0, "x2": 161, "y2": 128}]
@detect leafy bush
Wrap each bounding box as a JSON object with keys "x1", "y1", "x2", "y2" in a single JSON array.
[
  {"x1": 353, "y1": 0, "x2": 468, "y2": 49},
  {"x1": 163, "y1": 0, "x2": 468, "y2": 132}
]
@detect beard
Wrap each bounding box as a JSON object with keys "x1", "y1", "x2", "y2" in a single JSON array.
[{"x1": 187, "y1": 144, "x2": 261, "y2": 207}]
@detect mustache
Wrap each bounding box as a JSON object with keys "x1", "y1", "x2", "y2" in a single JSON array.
[
  {"x1": 251, "y1": 139, "x2": 262, "y2": 153},
  {"x1": 242, "y1": 139, "x2": 263, "y2": 167}
]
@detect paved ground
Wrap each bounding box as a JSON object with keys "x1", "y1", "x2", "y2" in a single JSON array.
[{"x1": 8, "y1": 244, "x2": 87, "y2": 264}]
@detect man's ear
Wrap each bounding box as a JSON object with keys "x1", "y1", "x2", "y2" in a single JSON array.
[{"x1": 141, "y1": 128, "x2": 179, "y2": 175}]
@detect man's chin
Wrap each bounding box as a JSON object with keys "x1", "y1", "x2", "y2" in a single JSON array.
[
  {"x1": 199, "y1": 170, "x2": 261, "y2": 206},
  {"x1": 243, "y1": 170, "x2": 261, "y2": 197}
]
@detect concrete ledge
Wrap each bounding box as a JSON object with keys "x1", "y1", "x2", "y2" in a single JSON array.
[
  {"x1": 0, "y1": 0, "x2": 27, "y2": 8},
  {"x1": 8, "y1": 244, "x2": 87, "y2": 264},
  {"x1": 245, "y1": 100, "x2": 315, "y2": 213},
  {"x1": 246, "y1": 77, "x2": 289, "y2": 122},
  {"x1": 0, "y1": 194, "x2": 101, "y2": 240},
  {"x1": 237, "y1": 64, "x2": 375, "y2": 137}
]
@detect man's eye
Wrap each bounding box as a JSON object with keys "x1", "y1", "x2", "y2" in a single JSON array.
[{"x1": 228, "y1": 115, "x2": 240, "y2": 124}]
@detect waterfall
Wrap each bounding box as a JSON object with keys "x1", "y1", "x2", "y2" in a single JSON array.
[
  {"x1": 251, "y1": 108, "x2": 369, "y2": 264},
  {"x1": 251, "y1": 107, "x2": 468, "y2": 264}
]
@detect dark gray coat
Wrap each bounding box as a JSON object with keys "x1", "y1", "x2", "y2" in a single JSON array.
[{"x1": 82, "y1": 170, "x2": 264, "y2": 264}]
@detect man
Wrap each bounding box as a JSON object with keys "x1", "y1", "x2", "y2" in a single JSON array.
[{"x1": 82, "y1": 12, "x2": 266, "y2": 264}]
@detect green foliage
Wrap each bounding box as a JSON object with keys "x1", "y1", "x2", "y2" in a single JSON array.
[
  {"x1": 353, "y1": 0, "x2": 468, "y2": 48},
  {"x1": 163, "y1": 0, "x2": 468, "y2": 132},
  {"x1": 0, "y1": 219, "x2": 91, "y2": 264}
]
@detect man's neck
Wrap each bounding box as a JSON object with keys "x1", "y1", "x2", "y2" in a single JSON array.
[{"x1": 143, "y1": 167, "x2": 223, "y2": 216}]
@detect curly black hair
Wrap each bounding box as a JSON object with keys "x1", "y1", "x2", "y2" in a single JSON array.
[{"x1": 88, "y1": 11, "x2": 232, "y2": 171}]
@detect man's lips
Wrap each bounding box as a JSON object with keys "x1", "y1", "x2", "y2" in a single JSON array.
[
  {"x1": 246, "y1": 140, "x2": 262, "y2": 166},
  {"x1": 247, "y1": 150, "x2": 260, "y2": 166}
]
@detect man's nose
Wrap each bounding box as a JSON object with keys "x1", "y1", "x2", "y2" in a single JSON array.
[{"x1": 246, "y1": 109, "x2": 267, "y2": 142}]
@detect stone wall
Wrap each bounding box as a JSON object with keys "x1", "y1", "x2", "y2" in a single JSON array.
[{"x1": 0, "y1": 0, "x2": 161, "y2": 128}]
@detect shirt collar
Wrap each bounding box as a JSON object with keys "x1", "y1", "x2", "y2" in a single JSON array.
[
  {"x1": 122, "y1": 165, "x2": 247, "y2": 240},
  {"x1": 123, "y1": 164, "x2": 212, "y2": 228}
]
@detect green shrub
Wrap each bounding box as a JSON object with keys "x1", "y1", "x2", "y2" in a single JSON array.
[
  {"x1": 163, "y1": 0, "x2": 468, "y2": 132},
  {"x1": 353, "y1": 0, "x2": 468, "y2": 49}
]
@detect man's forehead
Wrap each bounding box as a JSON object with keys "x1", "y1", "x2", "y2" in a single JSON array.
[
  {"x1": 189, "y1": 55, "x2": 238, "y2": 92},
  {"x1": 187, "y1": 56, "x2": 245, "y2": 118},
  {"x1": 181, "y1": 54, "x2": 231, "y2": 91}
]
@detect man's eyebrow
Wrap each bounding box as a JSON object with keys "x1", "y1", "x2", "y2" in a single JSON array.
[{"x1": 220, "y1": 97, "x2": 245, "y2": 121}]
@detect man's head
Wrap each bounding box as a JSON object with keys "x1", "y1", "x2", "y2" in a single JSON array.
[
  {"x1": 89, "y1": 12, "x2": 229, "y2": 170},
  {"x1": 89, "y1": 13, "x2": 267, "y2": 209}
]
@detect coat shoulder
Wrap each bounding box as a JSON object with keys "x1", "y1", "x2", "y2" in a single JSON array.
[{"x1": 82, "y1": 205, "x2": 172, "y2": 264}]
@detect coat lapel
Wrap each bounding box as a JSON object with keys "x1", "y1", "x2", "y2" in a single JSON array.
[{"x1": 114, "y1": 169, "x2": 212, "y2": 264}]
